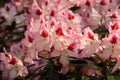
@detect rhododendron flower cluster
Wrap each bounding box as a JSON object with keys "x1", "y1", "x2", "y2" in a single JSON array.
[{"x1": 1, "y1": 0, "x2": 120, "y2": 80}]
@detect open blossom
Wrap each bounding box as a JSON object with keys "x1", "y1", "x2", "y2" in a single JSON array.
[
  {"x1": 10, "y1": 43, "x2": 25, "y2": 60},
  {"x1": 79, "y1": 0, "x2": 119, "y2": 30},
  {"x1": 50, "y1": 42, "x2": 78, "y2": 74},
  {"x1": 0, "y1": 1, "x2": 26, "y2": 27},
  {"x1": 0, "y1": 2, "x2": 17, "y2": 23},
  {"x1": 0, "y1": 53, "x2": 28, "y2": 80},
  {"x1": 78, "y1": 27, "x2": 99, "y2": 58},
  {"x1": 94, "y1": 0, "x2": 118, "y2": 17},
  {"x1": 49, "y1": 19, "x2": 81, "y2": 74},
  {"x1": 12, "y1": 0, "x2": 33, "y2": 11},
  {"x1": 33, "y1": 32, "x2": 52, "y2": 52},
  {"x1": 21, "y1": 38, "x2": 38, "y2": 64},
  {"x1": 107, "y1": 20, "x2": 120, "y2": 32},
  {"x1": 97, "y1": 32, "x2": 120, "y2": 61},
  {"x1": 10, "y1": 33, "x2": 38, "y2": 64},
  {"x1": 79, "y1": 0, "x2": 102, "y2": 30},
  {"x1": 83, "y1": 8, "x2": 101, "y2": 30},
  {"x1": 98, "y1": 37, "x2": 113, "y2": 61}
]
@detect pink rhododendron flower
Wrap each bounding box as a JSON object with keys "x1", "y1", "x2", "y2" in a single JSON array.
[
  {"x1": 1, "y1": 0, "x2": 120, "y2": 79},
  {"x1": 12, "y1": 0, "x2": 33, "y2": 11},
  {"x1": 78, "y1": 27, "x2": 99, "y2": 58},
  {"x1": 94, "y1": 0, "x2": 118, "y2": 17},
  {"x1": 0, "y1": 53, "x2": 28, "y2": 80},
  {"x1": 97, "y1": 33, "x2": 120, "y2": 61},
  {"x1": 107, "y1": 20, "x2": 120, "y2": 32},
  {"x1": 0, "y1": 2, "x2": 17, "y2": 24}
]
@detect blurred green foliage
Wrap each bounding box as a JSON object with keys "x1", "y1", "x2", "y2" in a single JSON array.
[{"x1": 0, "y1": 0, "x2": 10, "y2": 7}]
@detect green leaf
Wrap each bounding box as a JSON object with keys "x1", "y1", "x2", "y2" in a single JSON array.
[
  {"x1": 107, "y1": 76, "x2": 115, "y2": 80},
  {"x1": 93, "y1": 26, "x2": 109, "y2": 39},
  {"x1": 113, "y1": 76, "x2": 120, "y2": 80},
  {"x1": 82, "y1": 76, "x2": 89, "y2": 80}
]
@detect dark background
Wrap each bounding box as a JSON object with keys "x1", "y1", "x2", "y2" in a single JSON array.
[
  {"x1": 0, "y1": 0, "x2": 10, "y2": 7},
  {"x1": 0, "y1": 0, "x2": 26, "y2": 52}
]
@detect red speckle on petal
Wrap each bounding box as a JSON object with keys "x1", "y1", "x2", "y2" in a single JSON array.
[
  {"x1": 87, "y1": 13, "x2": 90, "y2": 17},
  {"x1": 28, "y1": 35, "x2": 33, "y2": 43},
  {"x1": 51, "y1": 21, "x2": 55, "y2": 27},
  {"x1": 108, "y1": 8, "x2": 111, "y2": 12},
  {"x1": 110, "y1": 35, "x2": 117, "y2": 44},
  {"x1": 0, "y1": 16, "x2": 5, "y2": 20},
  {"x1": 50, "y1": 10, "x2": 55, "y2": 17},
  {"x1": 109, "y1": 0, "x2": 112, "y2": 3},
  {"x1": 87, "y1": 32, "x2": 94, "y2": 40},
  {"x1": 85, "y1": 0, "x2": 90, "y2": 6},
  {"x1": 100, "y1": 0, "x2": 106, "y2": 6},
  {"x1": 110, "y1": 13, "x2": 117, "y2": 18},
  {"x1": 9, "y1": 57, "x2": 18, "y2": 65},
  {"x1": 5, "y1": 6, "x2": 10, "y2": 12},
  {"x1": 111, "y1": 23, "x2": 119, "y2": 30},
  {"x1": 45, "y1": 1, "x2": 48, "y2": 6},
  {"x1": 69, "y1": 27, "x2": 71, "y2": 29},
  {"x1": 56, "y1": 27, "x2": 64, "y2": 36},
  {"x1": 118, "y1": 6, "x2": 120, "y2": 10},
  {"x1": 36, "y1": 9, "x2": 42, "y2": 15},
  {"x1": 68, "y1": 13, "x2": 74, "y2": 20},
  {"x1": 40, "y1": 20, "x2": 43, "y2": 24},
  {"x1": 68, "y1": 43, "x2": 76, "y2": 51},
  {"x1": 41, "y1": 30, "x2": 48, "y2": 38}
]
